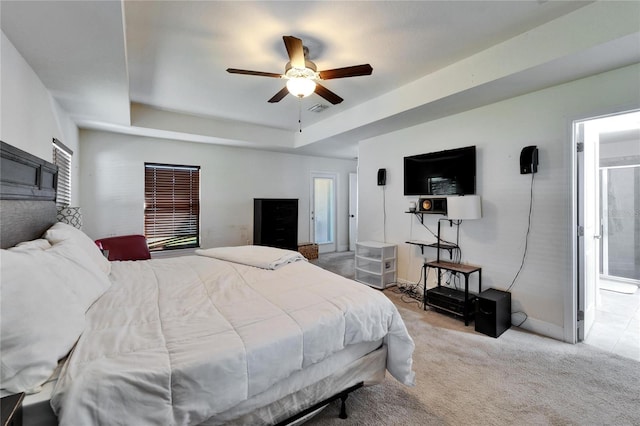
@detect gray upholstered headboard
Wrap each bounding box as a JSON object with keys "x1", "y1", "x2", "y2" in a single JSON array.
[{"x1": 0, "y1": 141, "x2": 58, "y2": 248}]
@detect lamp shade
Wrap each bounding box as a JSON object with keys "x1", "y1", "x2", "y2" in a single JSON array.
[
  {"x1": 446, "y1": 195, "x2": 481, "y2": 220},
  {"x1": 286, "y1": 77, "x2": 316, "y2": 98}
]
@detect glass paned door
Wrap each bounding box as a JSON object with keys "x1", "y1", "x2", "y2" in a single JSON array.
[
  {"x1": 313, "y1": 176, "x2": 334, "y2": 244},
  {"x1": 310, "y1": 172, "x2": 337, "y2": 253}
]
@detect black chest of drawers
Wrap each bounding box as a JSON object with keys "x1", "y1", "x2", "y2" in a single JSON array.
[{"x1": 253, "y1": 198, "x2": 298, "y2": 251}]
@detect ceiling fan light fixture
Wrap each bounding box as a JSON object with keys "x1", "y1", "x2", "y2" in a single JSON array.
[
  {"x1": 286, "y1": 77, "x2": 316, "y2": 98},
  {"x1": 227, "y1": 36, "x2": 372, "y2": 105}
]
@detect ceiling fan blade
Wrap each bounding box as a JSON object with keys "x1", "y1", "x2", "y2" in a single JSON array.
[
  {"x1": 268, "y1": 87, "x2": 290, "y2": 103},
  {"x1": 319, "y1": 64, "x2": 373, "y2": 80},
  {"x1": 283, "y1": 36, "x2": 305, "y2": 69},
  {"x1": 227, "y1": 68, "x2": 282, "y2": 78},
  {"x1": 315, "y1": 83, "x2": 343, "y2": 105}
]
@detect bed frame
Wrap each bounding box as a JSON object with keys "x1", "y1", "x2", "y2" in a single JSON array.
[
  {"x1": 0, "y1": 140, "x2": 370, "y2": 424},
  {"x1": 274, "y1": 382, "x2": 363, "y2": 425},
  {"x1": 0, "y1": 141, "x2": 58, "y2": 248}
]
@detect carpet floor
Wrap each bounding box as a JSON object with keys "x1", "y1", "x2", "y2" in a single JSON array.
[{"x1": 306, "y1": 251, "x2": 640, "y2": 425}]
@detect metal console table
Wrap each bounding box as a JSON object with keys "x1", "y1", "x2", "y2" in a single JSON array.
[{"x1": 423, "y1": 261, "x2": 482, "y2": 326}]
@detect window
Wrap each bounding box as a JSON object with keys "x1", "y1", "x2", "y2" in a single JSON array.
[
  {"x1": 52, "y1": 138, "x2": 72, "y2": 206},
  {"x1": 144, "y1": 163, "x2": 200, "y2": 251}
]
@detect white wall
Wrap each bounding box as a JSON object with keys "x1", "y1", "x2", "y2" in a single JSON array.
[
  {"x1": 1, "y1": 31, "x2": 80, "y2": 203},
  {"x1": 79, "y1": 129, "x2": 357, "y2": 251},
  {"x1": 357, "y1": 63, "x2": 640, "y2": 340}
]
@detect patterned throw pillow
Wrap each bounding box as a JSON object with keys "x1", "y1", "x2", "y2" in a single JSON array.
[{"x1": 56, "y1": 206, "x2": 83, "y2": 229}]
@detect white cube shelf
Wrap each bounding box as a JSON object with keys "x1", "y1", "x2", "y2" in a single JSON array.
[{"x1": 355, "y1": 241, "x2": 397, "y2": 289}]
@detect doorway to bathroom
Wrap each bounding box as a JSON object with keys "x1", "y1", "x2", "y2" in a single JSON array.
[{"x1": 575, "y1": 110, "x2": 639, "y2": 361}]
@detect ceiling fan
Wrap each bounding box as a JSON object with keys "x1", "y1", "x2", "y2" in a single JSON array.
[{"x1": 227, "y1": 36, "x2": 373, "y2": 105}]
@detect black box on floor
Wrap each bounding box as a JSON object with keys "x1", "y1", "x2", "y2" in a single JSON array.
[
  {"x1": 426, "y1": 286, "x2": 476, "y2": 318},
  {"x1": 475, "y1": 289, "x2": 511, "y2": 338}
]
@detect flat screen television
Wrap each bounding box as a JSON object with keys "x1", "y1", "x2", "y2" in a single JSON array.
[{"x1": 404, "y1": 145, "x2": 476, "y2": 196}]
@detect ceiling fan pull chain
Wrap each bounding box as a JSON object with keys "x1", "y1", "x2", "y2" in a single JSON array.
[{"x1": 298, "y1": 98, "x2": 303, "y2": 133}]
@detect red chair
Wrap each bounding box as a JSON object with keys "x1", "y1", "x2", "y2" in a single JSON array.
[{"x1": 94, "y1": 235, "x2": 151, "y2": 261}]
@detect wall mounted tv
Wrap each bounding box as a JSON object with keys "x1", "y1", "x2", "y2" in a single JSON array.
[{"x1": 404, "y1": 145, "x2": 476, "y2": 196}]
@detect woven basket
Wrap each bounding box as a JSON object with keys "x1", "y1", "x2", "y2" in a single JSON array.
[{"x1": 298, "y1": 243, "x2": 318, "y2": 260}]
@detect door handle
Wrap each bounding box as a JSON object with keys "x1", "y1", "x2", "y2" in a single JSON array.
[{"x1": 594, "y1": 235, "x2": 601, "y2": 240}]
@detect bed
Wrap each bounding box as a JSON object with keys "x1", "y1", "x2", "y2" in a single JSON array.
[{"x1": 0, "y1": 141, "x2": 415, "y2": 425}]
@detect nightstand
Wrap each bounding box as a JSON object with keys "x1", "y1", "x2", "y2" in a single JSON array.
[{"x1": 1, "y1": 392, "x2": 24, "y2": 426}]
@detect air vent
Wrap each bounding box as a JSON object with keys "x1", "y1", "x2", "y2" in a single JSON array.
[{"x1": 308, "y1": 103, "x2": 330, "y2": 113}]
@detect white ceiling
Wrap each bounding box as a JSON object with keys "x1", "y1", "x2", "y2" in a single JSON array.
[{"x1": 2, "y1": 1, "x2": 639, "y2": 159}]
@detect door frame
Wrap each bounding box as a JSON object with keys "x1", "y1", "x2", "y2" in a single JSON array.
[
  {"x1": 569, "y1": 109, "x2": 639, "y2": 344},
  {"x1": 571, "y1": 118, "x2": 602, "y2": 343},
  {"x1": 578, "y1": 120, "x2": 601, "y2": 342},
  {"x1": 570, "y1": 121, "x2": 583, "y2": 344},
  {"x1": 349, "y1": 172, "x2": 358, "y2": 251}
]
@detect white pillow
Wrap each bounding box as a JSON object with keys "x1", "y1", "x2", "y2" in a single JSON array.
[
  {"x1": 43, "y1": 222, "x2": 111, "y2": 275},
  {"x1": 44, "y1": 239, "x2": 112, "y2": 307},
  {"x1": 8, "y1": 239, "x2": 52, "y2": 251},
  {"x1": 0, "y1": 241, "x2": 111, "y2": 394}
]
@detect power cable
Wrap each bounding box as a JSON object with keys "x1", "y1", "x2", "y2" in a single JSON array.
[{"x1": 507, "y1": 171, "x2": 535, "y2": 292}]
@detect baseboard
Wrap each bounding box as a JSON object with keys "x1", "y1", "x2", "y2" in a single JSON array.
[{"x1": 515, "y1": 316, "x2": 565, "y2": 341}]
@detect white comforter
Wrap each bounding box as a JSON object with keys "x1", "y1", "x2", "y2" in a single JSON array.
[
  {"x1": 196, "y1": 245, "x2": 306, "y2": 270},
  {"x1": 51, "y1": 253, "x2": 415, "y2": 425}
]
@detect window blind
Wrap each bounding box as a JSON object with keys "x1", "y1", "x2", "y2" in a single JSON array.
[
  {"x1": 144, "y1": 163, "x2": 200, "y2": 251},
  {"x1": 52, "y1": 138, "x2": 72, "y2": 206}
]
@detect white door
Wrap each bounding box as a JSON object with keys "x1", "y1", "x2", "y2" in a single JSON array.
[
  {"x1": 311, "y1": 172, "x2": 337, "y2": 253},
  {"x1": 349, "y1": 172, "x2": 358, "y2": 251},
  {"x1": 577, "y1": 121, "x2": 601, "y2": 341}
]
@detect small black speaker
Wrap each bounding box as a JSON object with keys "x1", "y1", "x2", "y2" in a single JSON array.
[
  {"x1": 520, "y1": 146, "x2": 538, "y2": 174},
  {"x1": 417, "y1": 197, "x2": 447, "y2": 214},
  {"x1": 475, "y1": 289, "x2": 511, "y2": 338},
  {"x1": 377, "y1": 168, "x2": 386, "y2": 186}
]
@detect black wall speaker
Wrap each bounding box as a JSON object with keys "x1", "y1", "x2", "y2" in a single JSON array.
[
  {"x1": 377, "y1": 168, "x2": 386, "y2": 186},
  {"x1": 520, "y1": 146, "x2": 538, "y2": 174},
  {"x1": 417, "y1": 197, "x2": 447, "y2": 214}
]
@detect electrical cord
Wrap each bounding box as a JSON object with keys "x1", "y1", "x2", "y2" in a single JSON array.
[
  {"x1": 506, "y1": 170, "x2": 535, "y2": 327},
  {"x1": 391, "y1": 263, "x2": 426, "y2": 308},
  {"x1": 413, "y1": 216, "x2": 464, "y2": 292},
  {"x1": 402, "y1": 213, "x2": 466, "y2": 308},
  {"x1": 417, "y1": 218, "x2": 462, "y2": 261},
  {"x1": 507, "y1": 171, "x2": 535, "y2": 292},
  {"x1": 382, "y1": 185, "x2": 387, "y2": 243},
  {"x1": 416, "y1": 217, "x2": 441, "y2": 241},
  {"x1": 446, "y1": 269, "x2": 461, "y2": 290},
  {"x1": 512, "y1": 311, "x2": 528, "y2": 327}
]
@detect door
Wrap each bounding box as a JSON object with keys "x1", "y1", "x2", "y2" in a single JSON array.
[
  {"x1": 311, "y1": 172, "x2": 337, "y2": 253},
  {"x1": 576, "y1": 121, "x2": 601, "y2": 341},
  {"x1": 349, "y1": 172, "x2": 358, "y2": 251}
]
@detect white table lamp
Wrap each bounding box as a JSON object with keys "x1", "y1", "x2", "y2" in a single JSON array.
[{"x1": 446, "y1": 195, "x2": 482, "y2": 220}]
